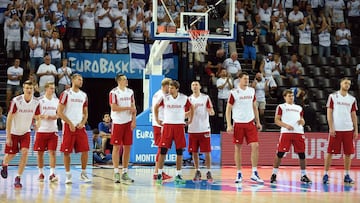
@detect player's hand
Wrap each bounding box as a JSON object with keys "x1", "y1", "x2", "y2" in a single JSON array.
[
  {"x1": 256, "y1": 123, "x2": 262, "y2": 131},
  {"x1": 187, "y1": 119, "x2": 192, "y2": 125},
  {"x1": 69, "y1": 123, "x2": 76, "y2": 132},
  {"x1": 156, "y1": 119, "x2": 163, "y2": 126},
  {"x1": 286, "y1": 124, "x2": 294, "y2": 131},
  {"x1": 297, "y1": 119, "x2": 305, "y2": 126},
  {"x1": 354, "y1": 131, "x2": 358, "y2": 139},
  {"x1": 129, "y1": 107, "x2": 137, "y2": 113},
  {"x1": 329, "y1": 129, "x2": 336, "y2": 137},
  {"x1": 6, "y1": 136, "x2": 12, "y2": 147},
  {"x1": 226, "y1": 125, "x2": 233, "y2": 132},
  {"x1": 76, "y1": 123, "x2": 85, "y2": 129},
  {"x1": 131, "y1": 120, "x2": 136, "y2": 130}
]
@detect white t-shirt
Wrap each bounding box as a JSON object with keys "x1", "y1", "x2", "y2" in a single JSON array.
[
  {"x1": 30, "y1": 36, "x2": 45, "y2": 58},
  {"x1": 319, "y1": 30, "x2": 331, "y2": 47},
  {"x1": 23, "y1": 21, "x2": 35, "y2": 42},
  {"x1": 109, "y1": 87, "x2": 134, "y2": 124},
  {"x1": 188, "y1": 93, "x2": 213, "y2": 133},
  {"x1": 130, "y1": 20, "x2": 144, "y2": 40},
  {"x1": 111, "y1": 8, "x2": 128, "y2": 29},
  {"x1": 48, "y1": 38, "x2": 61, "y2": 59},
  {"x1": 271, "y1": 61, "x2": 283, "y2": 77},
  {"x1": 8, "y1": 95, "x2": 40, "y2": 135},
  {"x1": 259, "y1": 7, "x2": 272, "y2": 23},
  {"x1": 152, "y1": 89, "x2": 165, "y2": 127},
  {"x1": 236, "y1": 8, "x2": 245, "y2": 22},
  {"x1": 59, "y1": 88, "x2": 88, "y2": 126},
  {"x1": 158, "y1": 93, "x2": 192, "y2": 124},
  {"x1": 348, "y1": 0, "x2": 360, "y2": 16},
  {"x1": 38, "y1": 95, "x2": 59, "y2": 132},
  {"x1": 98, "y1": 8, "x2": 113, "y2": 28},
  {"x1": 326, "y1": 91, "x2": 357, "y2": 131},
  {"x1": 116, "y1": 26, "x2": 129, "y2": 50},
  {"x1": 217, "y1": 77, "x2": 232, "y2": 99},
  {"x1": 228, "y1": 87, "x2": 256, "y2": 123},
  {"x1": 263, "y1": 59, "x2": 273, "y2": 78},
  {"x1": 288, "y1": 11, "x2": 304, "y2": 22},
  {"x1": 81, "y1": 12, "x2": 96, "y2": 29},
  {"x1": 283, "y1": 0, "x2": 294, "y2": 8},
  {"x1": 7, "y1": 66, "x2": 23, "y2": 85},
  {"x1": 57, "y1": 67, "x2": 72, "y2": 85},
  {"x1": 276, "y1": 103, "x2": 304, "y2": 134},
  {"x1": 37, "y1": 63, "x2": 57, "y2": 87},
  {"x1": 254, "y1": 78, "x2": 266, "y2": 102},
  {"x1": 223, "y1": 58, "x2": 241, "y2": 75},
  {"x1": 299, "y1": 25, "x2": 312, "y2": 44},
  {"x1": 7, "y1": 20, "x2": 21, "y2": 41},
  {"x1": 336, "y1": 28, "x2": 351, "y2": 45}
]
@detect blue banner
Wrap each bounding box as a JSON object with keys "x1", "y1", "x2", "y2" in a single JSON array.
[{"x1": 67, "y1": 52, "x2": 178, "y2": 79}]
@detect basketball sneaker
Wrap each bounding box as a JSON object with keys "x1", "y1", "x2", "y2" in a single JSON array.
[
  {"x1": 206, "y1": 171, "x2": 213, "y2": 183},
  {"x1": 80, "y1": 172, "x2": 91, "y2": 183},
  {"x1": 121, "y1": 172, "x2": 134, "y2": 184},
  {"x1": 175, "y1": 175, "x2": 186, "y2": 184},
  {"x1": 156, "y1": 173, "x2": 162, "y2": 185},
  {"x1": 193, "y1": 170, "x2": 201, "y2": 182},
  {"x1": 1, "y1": 165, "x2": 8, "y2": 179},
  {"x1": 38, "y1": 173, "x2": 45, "y2": 182},
  {"x1": 300, "y1": 175, "x2": 312, "y2": 184},
  {"x1": 114, "y1": 172, "x2": 121, "y2": 183},
  {"x1": 344, "y1": 175, "x2": 355, "y2": 184},
  {"x1": 270, "y1": 174, "x2": 277, "y2": 184},
  {"x1": 322, "y1": 174, "x2": 329, "y2": 184},
  {"x1": 251, "y1": 171, "x2": 264, "y2": 184},
  {"x1": 65, "y1": 173, "x2": 72, "y2": 184},
  {"x1": 14, "y1": 176, "x2": 22, "y2": 188},
  {"x1": 49, "y1": 174, "x2": 58, "y2": 182},
  {"x1": 162, "y1": 172, "x2": 172, "y2": 181},
  {"x1": 235, "y1": 173, "x2": 242, "y2": 183}
]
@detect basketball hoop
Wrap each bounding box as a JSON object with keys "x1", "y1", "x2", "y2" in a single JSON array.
[{"x1": 188, "y1": 30, "x2": 209, "y2": 53}]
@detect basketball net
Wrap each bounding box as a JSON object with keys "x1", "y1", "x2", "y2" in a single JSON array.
[{"x1": 188, "y1": 30, "x2": 209, "y2": 53}]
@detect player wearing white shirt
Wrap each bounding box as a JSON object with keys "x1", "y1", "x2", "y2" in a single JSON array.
[
  {"x1": 1, "y1": 80, "x2": 40, "y2": 188},
  {"x1": 188, "y1": 81, "x2": 215, "y2": 182},
  {"x1": 154, "y1": 80, "x2": 194, "y2": 185},
  {"x1": 58, "y1": 74, "x2": 91, "y2": 184},
  {"x1": 109, "y1": 74, "x2": 136, "y2": 184},
  {"x1": 225, "y1": 72, "x2": 263, "y2": 184},
  {"x1": 151, "y1": 78, "x2": 172, "y2": 181},
  {"x1": 36, "y1": 54, "x2": 58, "y2": 95},
  {"x1": 323, "y1": 78, "x2": 358, "y2": 185},
  {"x1": 34, "y1": 82, "x2": 59, "y2": 183},
  {"x1": 270, "y1": 89, "x2": 312, "y2": 184}
]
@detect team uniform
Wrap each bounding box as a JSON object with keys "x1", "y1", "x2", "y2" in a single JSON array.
[
  {"x1": 228, "y1": 87, "x2": 258, "y2": 144},
  {"x1": 34, "y1": 96, "x2": 59, "y2": 152},
  {"x1": 188, "y1": 94, "x2": 213, "y2": 153},
  {"x1": 326, "y1": 91, "x2": 357, "y2": 155},
  {"x1": 158, "y1": 93, "x2": 192, "y2": 149},
  {"x1": 275, "y1": 103, "x2": 305, "y2": 153},
  {"x1": 59, "y1": 89, "x2": 89, "y2": 153},
  {"x1": 5, "y1": 95, "x2": 40, "y2": 154},
  {"x1": 152, "y1": 90, "x2": 166, "y2": 146},
  {"x1": 109, "y1": 87, "x2": 134, "y2": 146}
]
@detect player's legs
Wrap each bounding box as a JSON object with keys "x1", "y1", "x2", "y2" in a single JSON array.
[
  {"x1": 17, "y1": 148, "x2": 29, "y2": 176},
  {"x1": 234, "y1": 144, "x2": 242, "y2": 170},
  {"x1": 1, "y1": 154, "x2": 16, "y2": 179},
  {"x1": 153, "y1": 126, "x2": 162, "y2": 176},
  {"x1": 64, "y1": 153, "x2": 71, "y2": 172},
  {"x1": 122, "y1": 145, "x2": 131, "y2": 170},
  {"x1": 250, "y1": 142, "x2": 259, "y2": 169},
  {"x1": 37, "y1": 151, "x2": 45, "y2": 181},
  {"x1": 112, "y1": 144, "x2": 121, "y2": 177}
]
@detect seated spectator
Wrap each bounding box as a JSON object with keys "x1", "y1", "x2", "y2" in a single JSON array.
[
  {"x1": 274, "y1": 21, "x2": 291, "y2": 51},
  {"x1": 57, "y1": 58, "x2": 72, "y2": 94},
  {"x1": 205, "y1": 48, "x2": 225, "y2": 85},
  {"x1": 6, "y1": 58, "x2": 23, "y2": 111},
  {"x1": 216, "y1": 68, "x2": 233, "y2": 131},
  {"x1": 223, "y1": 52, "x2": 241, "y2": 78},
  {"x1": 93, "y1": 128, "x2": 112, "y2": 164},
  {"x1": 251, "y1": 72, "x2": 269, "y2": 130},
  {"x1": 37, "y1": 54, "x2": 58, "y2": 95},
  {"x1": 285, "y1": 53, "x2": 304, "y2": 80},
  {"x1": 98, "y1": 113, "x2": 112, "y2": 153},
  {"x1": 303, "y1": 3, "x2": 316, "y2": 22},
  {"x1": 288, "y1": 5, "x2": 304, "y2": 35},
  {"x1": 336, "y1": 22, "x2": 351, "y2": 64},
  {"x1": 318, "y1": 18, "x2": 331, "y2": 58},
  {"x1": 81, "y1": 5, "x2": 96, "y2": 50},
  {"x1": 0, "y1": 106, "x2": 6, "y2": 130},
  {"x1": 271, "y1": 53, "x2": 284, "y2": 79},
  {"x1": 298, "y1": 16, "x2": 314, "y2": 58},
  {"x1": 272, "y1": 3, "x2": 287, "y2": 22}
]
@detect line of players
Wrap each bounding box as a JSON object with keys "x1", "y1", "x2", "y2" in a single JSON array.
[{"x1": 0, "y1": 72, "x2": 357, "y2": 187}]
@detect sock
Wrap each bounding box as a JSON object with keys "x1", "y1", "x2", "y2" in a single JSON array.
[
  {"x1": 272, "y1": 168, "x2": 279, "y2": 175},
  {"x1": 114, "y1": 168, "x2": 119, "y2": 173},
  {"x1": 17, "y1": 174, "x2": 21, "y2": 177},
  {"x1": 66, "y1": 171, "x2": 71, "y2": 175},
  {"x1": 252, "y1": 167, "x2": 257, "y2": 173},
  {"x1": 158, "y1": 169, "x2": 163, "y2": 175},
  {"x1": 237, "y1": 170, "x2": 242, "y2": 175},
  {"x1": 324, "y1": 170, "x2": 328, "y2": 175},
  {"x1": 301, "y1": 170, "x2": 306, "y2": 176},
  {"x1": 345, "y1": 170, "x2": 350, "y2": 176},
  {"x1": 50, "y1": 168, "x2": 55, "y2": 175},
  {"x1": 82, "y1": 169, "x2": 86, "y2": 174},
  {"x1": 102, "y1": 41, "x2": 107, "y2": 51},
  {"x1": 176, "y1": 170, "x2": 181, "y2": 176},
  {"x1": 38, "y1": 168, "x2": 44, "y2": 174},
  {"x1": 196, "y1": 168, "x2": 200, "y2": 172},
  {"x1": 122, "y1": 168, "x2": 128, "y2": 174},
  {"x1": 207, "y1": 169, "x2": 211, "y2": 173}
]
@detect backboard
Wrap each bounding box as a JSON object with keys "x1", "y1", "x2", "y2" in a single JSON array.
[{"x1": 151, "y1": 0, "x2": 236, "y2": 42}]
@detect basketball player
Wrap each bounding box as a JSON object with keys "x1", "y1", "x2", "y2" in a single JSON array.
[
  {"x1": 154, "y1": 80, "x2": 194, "y2": 184},
  {"x1": 34, "y1": 82, "x2": 59, "y2": 182},
  {"x1": 188, "y1": 81, "x2": 215, "y2": 182},
  {"x1": 323, "y1": 78, "x2": 358, "y2": 184},
  {"x1": 225, "y1": 72, "x2": 263, "y2": 184},
  {"x1": 1, "y1": 80, "x2": 40, "y2": 188},
  {"x1": 270, "y1": 89, "x2": 312, "y2": 184},
  {"x1": 109, "y1": 74, "x2": 136, "y2": 184},
  {"x1": 152, "y1": 78, "x2": 172, "y2": 181},
  {"x1": 58, "y1": 74, "x2": 91, "y2": 184}
]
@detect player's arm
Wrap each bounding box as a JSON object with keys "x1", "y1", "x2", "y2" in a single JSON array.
[
  {"x1": 154, "y1": 102, "x2": 162, "y2": 126},
  {"x1": 351, "y1": 109, "x2": 358, "y2": 139},
  {"x1": 225, "y1": 101, "x2": 233, "y2": 132},
  {"x1": 187, "y1": 104, "x2": 195, "y2": 124},
  {"x1": 57, "y1": 103, "x2": 74, "y2": 128},
  {"x1": 327, "y1": 107, "x2": 335, "y2": 136},
  {"x1": 110, "y1": 103, "x2": 134, "y2": 112},
  {"x1": 130, "y1": 100, "x2": 136, "y2": 130},
  {"x1": 78, "y1": 106, "x2": 88, "y2": 129},
  {"x1": 5, "y1": 112, "x2": 14, "y2": 146},
  {"x1": 274, "y1": 114, "x2": 294, "y2": 130},
  {"x1": 34, "y1": 114, "x2": 41, "y2": 131},
  {"x1": 252, "y1": 100, "x2": 262, "y2": 130},
  {"x1": 206, "y1": 97, "x2": 215, "y2": 116}
]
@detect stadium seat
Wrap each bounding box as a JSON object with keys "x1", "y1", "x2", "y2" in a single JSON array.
[
  {"x1": 310, "y1": 67, "x2": 324, "y2": 77},
  {"x1": 304, "y1": 78, "x2": 318, "y2": 88},
  {"x1": 325, "y1": 67, "x2": 341, "y2": 78},
  {"x1": 342, "y1": 68, "x2": 355, "y2": 77},
  {"x1": 275, "y1": 77, "x2": 291, "y2": 87},
  {"x1": 291, "y1": 78, "x2": 304, "y2": 87}
]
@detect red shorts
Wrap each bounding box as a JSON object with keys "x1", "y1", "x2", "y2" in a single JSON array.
[
  {"x1": 111, "y1": 122, "x2": 133, "y2": 146},
  {"x1": 327, "y1": 131, "x2": 355, "y2": 155},
  {"x1": 188, "y1": 132, "x2": 211, "y2": 153},
  {"x1": 233, "y1": 122, "x2": 258, "y2": 145},
  {"x1": 60, "y1": 123, "x2": 89, "y2": 153},
  {"x1": 153, "y1": 126, "x2": 162, "y2": 146},
  {"x1": 5, "y1": 133, "x2": 31, "y2": 154},
  {"x1": 160, "y1": 124, "x2": 186, "y2": 149},
  {"x1": 34, "y1": 132, "x2": 58, "y2": 151},
  {"x1": 277, "y1": 133, "x2": 305, "y2": 153}
]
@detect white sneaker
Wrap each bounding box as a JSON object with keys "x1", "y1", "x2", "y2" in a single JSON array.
[
  {"x1": 250, "y1": 171, "x2": 264, "y2": 184},
  {"x1": 65, "y1": 174, "x2": 72, "y2": 184},
  {"x1": 80, "y1": 172, "x2": 91, "y2": 183},
  {"x1": 235, "y1": 173, "x2": 242, "y2": 184}
]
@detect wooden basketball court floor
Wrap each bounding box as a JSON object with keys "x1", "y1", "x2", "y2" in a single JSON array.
[{"x1": 0, "y1": 166, "x2": 359, "y2": 203}]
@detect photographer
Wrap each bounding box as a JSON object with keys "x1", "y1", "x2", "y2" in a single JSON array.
[{"x1": 93, "y1": 128, "x2": 112, "y2": 164}]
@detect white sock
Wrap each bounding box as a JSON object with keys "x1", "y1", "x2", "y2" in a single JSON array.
[
  {"x1": 176, "y1": 170, "x2": 181, "y2": 176},
  {"x1": 301, "y1": 170, "x2": 306, "y2": 176},
  {"x1": 66, "y1": 171, "x2": 71, "y2": 175},
  {"x1": 50, "y1": 168, "x2": 55, "y2": 175},
  {"x1": 17, "y1": 174, "x2": 21, "y2": 177},
  {"x1": 345, "y1": 170, "x2": 350, "y2": 175},
  {"x1": 196, "y1": 168, "x2": 200, "y2": 172},
  {"x1": 122, "y1": 168, "x2": 128, "y2": 174},
  {"x1": 114, "y1": 168, "x2": 119, "y2": 173},
  {"x1": 158, "y1": 169, "x2": 163, "y2": 175},
  {"x1": 38, "y1": 168, "x2": 44, "y2": 174},
  {"x1": 252, "y1": 167, "x2": 257, "y2": 173},
  {"x1": 102, "y1": 41, "x2": 107, "y2": 51},
  {"x1": 272, "y1": 168, "x2": 279, "y2": 175},
  {"x1": 207, "y1": 169, "x2": 211, "y2": 173},
  {"x1": 237, "y1": 170, "x2": 242, "y2": 175},
  {"x1": 82, "y1": 169, "x2": 86, "y2": 174},
  {"x1": 324, "y1": 170, "x2": 328, "y2": 175}
]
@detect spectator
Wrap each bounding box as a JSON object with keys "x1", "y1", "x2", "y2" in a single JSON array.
[
  {"x1": 98, "y1": 113, "x2": 112, "y2": 153},
  {"x1": 223, "y1": 52, "x2": 241, "y2": 78},
  {"x1": 129, "y1": 11, "x2": 145, "y2": 41},
  {"x1": 22, "y1": 13, "x2": 36, "y2": 61},
  {"x1": 216, "y1": 68, "x2": 233, "y2": 130},
  {"x1": 288, "y1": 5, "x2": 304, "y2": 35},
  {"x1": 205, "y1": 48, "x2": 226, "y2": 85},
  {"x1": 115, "y1": 19, "x2": 129, "y2": 53},
  {"x1": 37, "y1": 54, "x2": 58, "y2": 95},
  {"x1": 271, "y1": 53, "x2": 284, "y2": 79},
  {"x1": 331, "y1": 0, "x2": 345, "y2": 28},
  {"x1": 143, "y1": 3, "x2": 152, "y2": 42},
  {"x1": 39, "y1": 1, "x2": 52, "y2": 31},
  {"x1": 259, "y1": 53, "x2": 277, "y2": 90},
  {"x1": 52, "y1": 3, "x2": 67, "y2": 39},
  {"x1": 29, "y1": 29, "x2": 46, "y2": 73},
  {"x1": 6, "y1": 58, "x2": 23, "y2": 111},
  {"x1": 67, "y1": 1, "x2": 82, "y2": 49},
  {"x1": 111, "y1": 1, "x2": 129, "y2": 33},
  {"x1": 235, "y1": 0, "x2": 247, "y2": 32},
  {"x1": 48, "y1": 31, "x2": 63, "y2": 69},
  {"x1": 28, "y1": 73, "x2": 41, "y2": 97},
  {"x1": 0, "y1": 106, "x2": 6, "y2": 130},
  {"x1": 92, "y1": 128, "x2": 112, "y2": 164},
  {"x1": 318, "y1": 18, "x2": 331, "y2": 58},
  {"x1": 336, "y1": 22, "x2": 351, "y2": 64},
  {"x1": 272, "y1": 3, "x2": 287, "y2": 22},
  {"x1": 283, "y1": 0, "x2": 295, "y2": 15},
  {"x1": 274, "y1": 21, "x2": 291, "y2": 52},
  {"x1": 57, "y1": 58, "x2": 72, "y2": 94},
  {"x1": 251, "y1": 72, "x2": 269, "y2": 130},
  {"x1": 347, "y1": 0, "x2": 360, "y2": 30},
  {"x1": 257, "y1": 1, "x2": 272, "y2": 25},
  {"x1": 6, "y1": 12, "x2": 23, "y2": 58},
  {"x1": 310, "y1": 0, "x2": 325, "y2": 16},
  {"x1": 81, "y1": 5, "x2": 96, "y2": 50},
  {"x1": 43, "y1": 22, "x2": 55, "y2": 44},
  {"x1": 285, "y1": 53, "x2": 303, "y2": 80},
  {"x1": 97, "y1": 0, "x2": 114, "y2": 52},
  {"x1": 303, "y1": 3, "x2": 316, "y2": 22},
  {"x1": 298, "y1": 16, "x2": 314, "y2": 57},
  {"x1": 241, "y1": 21, "x2": 258, "y2": 71},
  {"x1": 254, "y1": 14, "x2": 268, "y2": 36},
  {"x1": 356, "y1": 63, "x2": 360, "y2": 99}
]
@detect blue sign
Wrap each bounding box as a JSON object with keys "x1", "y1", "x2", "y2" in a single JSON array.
[{"x1": 67, "y1": 52, "x2": 178, "y2": 79}]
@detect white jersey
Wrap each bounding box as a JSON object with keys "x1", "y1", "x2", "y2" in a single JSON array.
[
  {"x1": 7, "y1": 66, "x2": 23, "y2": 86},
  {"x1": 109, "y1": 87, "x2": 134, "y2": 124},
  {"x1": 59, "y1": 88, "x2": 88, "y2": 126},
  {"x1": 326, "y1": 91, "x2": 357, "y2": 131},
  {"x1": 228, "y1": 87, "x2": 256, "y2": 123},
  {"x1": 188, "y1": 93, "x2": 213, "y2": 133},
  {"x1": 276, "y1": 103, "x2": 304, "y2": 134},
  {"x1": 37, "y1": 63, "x2": 57, "y2": 87},
  {"x1": 152, "y1": 90, "x2": 165, "y2": 127},
  {"x1": 159, "y1": 93, "x2": 192, "y2": 124},
  {"x1": 8, "y1": 95, "x2": 40, "y2": 135},
  {"x1": 38, "y1": 96, "x2": 59, "y2": 132}
]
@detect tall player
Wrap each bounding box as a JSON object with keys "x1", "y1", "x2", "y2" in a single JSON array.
[
  {"x1": 1, "y1": 80, "x2": 40, "y2": 188},
  {"x1": 34, "y1": 82, "x2": 59, "y2": 182},
  {"x1": 225, "y1": 72, "x2": 264, "y2": 184},
  {"x1": 270, "y1": 89, "x2": 312, "y2": 184},
  {"x1": 188, "y1": 81, "x2": 215, "y2": 182},
  {"x1": 152, "y1": 78, "x2": 172, "y2": 181},
  {"x1": 154, "y1": 80, "x2": 194, "y2": 184},
  {"x1": 323, "y1": 78, "x2": 358, "y2": 184},
  {"x1": 58, "y1": 74, "x2": 91, "y2": 184},
  {"x1": 109, "y1": 74, "x2": 136, "y2": 184}
]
